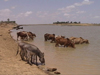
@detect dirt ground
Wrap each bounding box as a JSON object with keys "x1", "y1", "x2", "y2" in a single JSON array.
[{"x1": 0, "y1": 23, "x2": 48, "y2": 75}]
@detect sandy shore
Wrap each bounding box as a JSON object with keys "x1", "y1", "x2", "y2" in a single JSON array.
[{"x1": 0, "y1": 23, "x2": 48, "y2": 75}]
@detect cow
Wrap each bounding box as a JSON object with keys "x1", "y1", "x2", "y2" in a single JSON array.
[
  {"x1": 44, "y1": 33, "x2": 56, "y2": 43},
  {"x1": 17, "y1": 31, "x2": 36, "y2": 41},
  {"x1": 55, "y1": 37, "x2": 75, "y2": 48}
]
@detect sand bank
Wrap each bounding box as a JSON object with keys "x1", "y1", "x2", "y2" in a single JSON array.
[{"x1": 0, "y1": 23, "x2": 48, "y2": 75}]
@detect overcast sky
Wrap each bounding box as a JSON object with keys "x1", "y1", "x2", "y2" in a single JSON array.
[{"x1": 0, "y1": 0, "x2": 99, "y2": 24}]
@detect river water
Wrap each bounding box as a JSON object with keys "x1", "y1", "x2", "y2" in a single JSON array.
[{"x1": 11, "y1": 25, "x2": 100, "y2": 75}]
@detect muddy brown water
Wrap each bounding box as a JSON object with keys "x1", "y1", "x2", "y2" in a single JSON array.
[{"x1": 11, "y1": 25, "x2": 100, "y2": 75}]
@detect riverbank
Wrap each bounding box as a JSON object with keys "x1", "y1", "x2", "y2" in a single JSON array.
[{"x1": 0, "y1": 23, "x2": 48, "y2": 75}]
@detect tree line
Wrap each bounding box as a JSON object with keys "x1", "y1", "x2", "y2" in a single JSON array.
[{"x1": 53, "y1": 21, "x2": 81, "y2": 24}]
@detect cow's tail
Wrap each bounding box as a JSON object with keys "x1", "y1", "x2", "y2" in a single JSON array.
[
  {"x1": 26, "y1": 32, "x2": 29, "y2": 40},
  {"x1": 17, "y1": 31, "x2": 20, "y2": 41}
]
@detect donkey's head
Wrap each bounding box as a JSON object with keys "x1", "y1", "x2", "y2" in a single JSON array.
[{"x1": 39, "y1": 52, "x2": 45, "y2": 65}]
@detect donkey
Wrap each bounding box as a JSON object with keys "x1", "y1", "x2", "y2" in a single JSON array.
[{"x1": 17, "y1": 41, "x2": 45, "y2": 65}]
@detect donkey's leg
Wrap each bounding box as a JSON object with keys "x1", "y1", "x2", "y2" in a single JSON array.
[
  {"x1": 26, "y1": 51, "x2": 32, "y2": 65},
  {"x1": 20, "y1": 50, "x2": 25, "y2": 61},
  {"x1": 31, "y1": 54, "x2": 36, "y2": 64},
  {"x1": 36, "y1": 55, "x2": 38, "y2": 66}
]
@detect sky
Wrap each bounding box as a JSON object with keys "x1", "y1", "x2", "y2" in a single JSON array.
[{"x1": 0, "y1": 0, "x2": 100, "y2": 24}]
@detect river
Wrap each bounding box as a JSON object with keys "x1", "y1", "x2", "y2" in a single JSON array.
[{"x1": 11, "y1": 25, "x2": 100, "y2": 75}]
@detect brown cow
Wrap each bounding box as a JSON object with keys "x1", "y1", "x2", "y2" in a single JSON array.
[
  {"x1": 82, "y1": 39, "x2": 89, "y2": 44},
  {"x1": 69, "y1": 37, "x2": 89, "y2": 44},
  {"x1": 28, "y1": 32, "x2": 36, "y2": 37},
  {"x1": 44, "y1": 33, "x2": 55, "y2": 43},
  {"x1": 17, "y1": 31, "x2": 28, "y2": 40},
  {"x1": 69, "y1": 36, "x2": 77, "y2": 41},
  {"x1": 73, "y1": 37, "x2": 84, "y2": 44},
  {"x1": 69, "y1": 37, "x2": 84, "y2": 44},
  {"x1": 55, "y1": 36, "x2": 65, "y2": 43},
  {"x1": 27, "y1": 32, "x2": 36, "y2": 40},
  {"x1": 55, "y1": 37, "x2": 75, "y2": 48},
  {"x1": 17, "y1": 31, "x2": 36, "y2": 40},
  {"x1": 48, "y1": 34, "x2": 55, "y2": 43},
  {"x1": 44, "y1": 33, "x2": 50, "y2": 41}
]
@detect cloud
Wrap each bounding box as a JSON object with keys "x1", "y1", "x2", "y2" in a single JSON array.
[
  {"x1": 58, "y1": 0, "x2": 94, "y2": 18},
  {"x1": 76, "y1": 11, "x2": 86, "y2": 14},
  {"x1": 4, "y1": 0, "x2": 9, "y2": 2},
  {"x1": 84, "y1": 0, "x2": 89, "y2": 2},
  {"x1": 67, "y1": 5, "x2": 75, "y2": 9},
  {"x1": 82, "y1": 0, "x2": 94, "y2": 5},
  {"x1": 16, "y1": 11, "x2": 33, "y2": 18},
  {"x1": 0, "y1": 9, "x2": 11, "y2": 16},
  {"x1": 75, "y1": 0, "x2": 93, "y2": 6},
  {"x1": 11, "y1": 6, "x2": 16, "y2": 9},
  {"x1": 64, "y1": 13, "x2": 70, "y2": 16},
  {"x1": 24, "y1": 11, "x2": 32, "y2": 16},
  {"x1": 94, "y1": 16, "x2": 100, "y2": 18},
  {"x1": 58, "y1": 0, "x2": 94, "y2": 11},
  {"x1": 0, "y1": 9, "x2": 14, "y2": 21},
  {"x1": 36, "y1": 11, "x2": 48, "y2": 18}
]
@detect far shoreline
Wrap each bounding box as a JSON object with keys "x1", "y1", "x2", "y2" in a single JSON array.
[{"x1": 18, "y1": 23, "x2": 100, "y2": 26}]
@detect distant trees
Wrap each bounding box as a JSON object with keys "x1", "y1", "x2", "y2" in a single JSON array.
[{"x1": 53, "y1": 21, "x2": 81, "y2": 24}]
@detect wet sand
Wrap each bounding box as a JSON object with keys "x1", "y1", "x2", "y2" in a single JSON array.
[{"x1": 0, "y1": 23, "x2": 48, "y2": 75}]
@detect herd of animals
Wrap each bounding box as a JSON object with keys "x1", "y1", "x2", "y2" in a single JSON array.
[
  {"x1": 16, "y1": 30, "x2": 89, "y2": 74},
  {"x1": 16, "y1": 31, "x2": 44, "y2": 66},
  {"x1": 44, "y1": 33, "x2": 89, "y2": 48},
  {"x1": 16, "y1": 31, "x2": 89, "y2": 65}
]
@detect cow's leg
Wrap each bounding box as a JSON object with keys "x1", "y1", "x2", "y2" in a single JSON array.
[
  {"x1": 44, "y1": 36, "x2": 48, "y2": 41},
  {"x1": 64, "y1": 43, "x2": 68, "y2": 47},
  {"x1": 20, "y1": 37, "x2": 23, "y2": 40},
  {"x1": 17, "y1": 35, "x2": 19, "y2": 41},
  {"x1": 50, "y1": 38, "x2": 54, "y2": 43},
  {"x1": 55, "y1": 43, "x2": 59, "y2": 47},
  {"x1": 24, "y1": 36, "x2": 28, "y2": 41}
]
